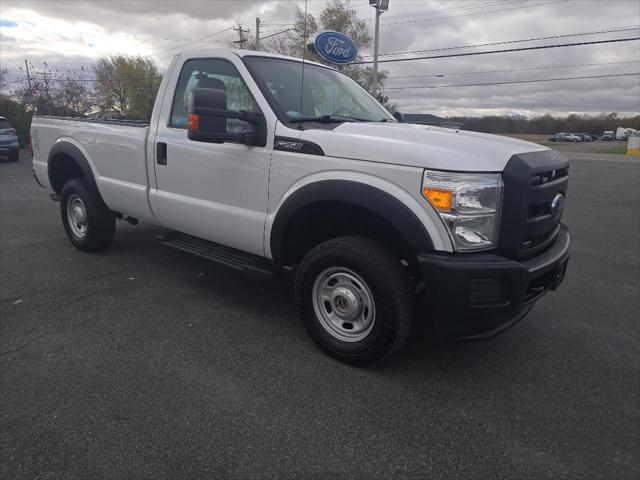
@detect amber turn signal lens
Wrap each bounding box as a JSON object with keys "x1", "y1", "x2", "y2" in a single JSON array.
[
  {"x1": 188, "y1": 113, "x2": 200, "y2": 131},
  {"x1": 423, "y1": 187, "x2": 453, "y2": 211}
]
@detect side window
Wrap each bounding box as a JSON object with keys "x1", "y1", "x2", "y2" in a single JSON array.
[{"x1": 170, "y1": 58, "x2": 258, "y2": 134}]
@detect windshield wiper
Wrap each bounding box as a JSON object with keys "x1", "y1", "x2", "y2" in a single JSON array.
[{"x1": 289, "y1": 115, "x2": 361, "y2": 124}]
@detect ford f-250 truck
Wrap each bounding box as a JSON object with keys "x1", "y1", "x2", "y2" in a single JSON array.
[{"x1": 31, "y1": 48, "x2": 569, "y2": 364}]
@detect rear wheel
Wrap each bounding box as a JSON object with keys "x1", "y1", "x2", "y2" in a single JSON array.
[
  {"x1": 60, "y1": 178, "x2": 115, "y2": 252},
  {"x1": 295, "y1": 236, "x2": 413, "y2": 364}
]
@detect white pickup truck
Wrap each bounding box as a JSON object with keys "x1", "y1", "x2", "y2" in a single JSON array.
[{"x1": 31, "y1": 48, "x2": 570, "y2": 364}]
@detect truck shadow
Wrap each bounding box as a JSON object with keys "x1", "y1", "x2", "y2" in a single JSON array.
[{"x1": 107, "y1": 222, "x2": 521, "y2": 374}]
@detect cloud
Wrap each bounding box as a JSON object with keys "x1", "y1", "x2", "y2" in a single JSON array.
[{"x1": 0, "y1": 0, "x2": 639, "y2": 116}]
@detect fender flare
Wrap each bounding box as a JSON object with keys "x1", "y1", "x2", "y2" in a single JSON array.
[
  {"x1": 270, "y1": 180, "x2": 434, "y2": 264},
  {"x1": 48, "y1": 141, "x2": 99, "y2": 195}
]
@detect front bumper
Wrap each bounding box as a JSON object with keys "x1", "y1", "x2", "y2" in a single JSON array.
[
  {"x1": 0, "y1": 143, "x2": 19, "y2": 153},
  {"x1": 418, "y1": 224, "x2": 570, "y2": 340}
]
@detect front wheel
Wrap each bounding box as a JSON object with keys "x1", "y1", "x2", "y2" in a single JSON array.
[
  {"x1": 295, "y1": 236, "x2": 413, "y2": 364},
  {"x1": 60, "y1": 178, "x2": 115, "y2": 252}
]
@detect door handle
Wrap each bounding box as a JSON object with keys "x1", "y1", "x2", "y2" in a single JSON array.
[{"x1": 157, "y1": 142, "x2": 167, "y2": 165}]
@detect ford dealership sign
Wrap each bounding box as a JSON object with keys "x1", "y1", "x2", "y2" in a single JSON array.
[{"x1": 307, "y1": 31, "x2": 358, "y2": 64}]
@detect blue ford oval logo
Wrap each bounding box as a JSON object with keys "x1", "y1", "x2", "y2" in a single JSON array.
[
  {"x1": 551, "y1": 193, "x2": 565, "y2": 219},
  {"x1": 308, "y1": 30, "x2": 358, "y2": 64}
]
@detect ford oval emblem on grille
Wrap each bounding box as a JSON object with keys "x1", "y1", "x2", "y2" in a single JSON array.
[{"x1": 551, "y1": 193, "x2": 565, "y2": 218}]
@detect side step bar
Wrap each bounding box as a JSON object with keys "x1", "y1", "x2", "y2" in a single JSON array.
[{"x1": 160, "y1": 232, "x2": 281, "y2": 278}]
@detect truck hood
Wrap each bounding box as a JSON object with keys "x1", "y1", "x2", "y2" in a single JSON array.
[{"x1": 299, "y1": 122, "x2": 549, "y2": 172}]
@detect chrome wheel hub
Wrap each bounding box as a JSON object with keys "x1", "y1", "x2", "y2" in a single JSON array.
[
  {"x1": 312, "y1": 267, "x2": 376, "y2": 342},
  {"x1": 66, "y1": 194, "x2": 88, "y2": 238}
]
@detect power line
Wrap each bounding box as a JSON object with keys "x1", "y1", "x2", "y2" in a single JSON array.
[
  {"x1": 386, "y1": 60, "x2": 640, "y2": 79},
  {"x1": 154, "y1": 26, "x2": 234, "y2": 58},
  {"x1": 258, "y1": 0, "x2": 530, "y2": 31},
  {"x1": 32, "y1": 76, "x2": 162, "y2": 82},
  {"x1": 385, "y1": 72, "x2": 640, "y2": 90},
  {"x1": 364, "y1": 26, "x2": 640, "y2": 58},
  {"x1": 11, "y1": 69, "x2": 163, "y2": 83},
  {"x1": 355, "y1": 37, "x2": 640, "y2": 64},
  {"x1": 259, "y1": 28, "x2": 296, "y2": 41},
  {"x1": 379, "y1": 0, "x2": 571, "y2": 26},
  {"x1": 259, "y1": 1, "x2": 369, "y2": 26},
  {"x1": 373, "y1": 0, "x2": 528, "y2": 21}
]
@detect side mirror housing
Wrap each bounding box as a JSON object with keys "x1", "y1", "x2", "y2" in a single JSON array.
[
  {"x1": 393, "y1": 111, "x2": 405, "y2": 123},
  {"x1": 187, "y1": 87, "x2": 228, "y2": 143},
  {"x1": 187, "y1": 87, "x2": 267, "y2": 147}
]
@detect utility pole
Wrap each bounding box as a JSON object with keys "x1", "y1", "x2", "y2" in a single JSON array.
[
  {"x1": 369, "y1": 0, "x2": 389, "y2": 92},
  {"x1": 24, "y1": 59, "x2": 31, "y2": 90},
  {"x1": 233, "y1": 24, "x2": 250, "y2": 49},
  {"x1": 255, "y1": 17, "x2": 261, "y2": 50}
]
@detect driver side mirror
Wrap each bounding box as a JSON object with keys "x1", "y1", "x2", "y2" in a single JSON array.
[
  {"x1": 393, "y1": 111, "x2": 405, "y2": 123},
  {"x1": 187, "y1": 87, "x2": 267, "y2": 147}
]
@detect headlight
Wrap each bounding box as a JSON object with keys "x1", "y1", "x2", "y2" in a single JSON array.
[{"x1": 422, "y1": 170, "x2": 503, "y2": 251}]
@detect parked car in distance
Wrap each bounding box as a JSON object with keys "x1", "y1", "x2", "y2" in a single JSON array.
[
  {"x1": 602, "y1": 131, "x2": 615, "y2": 141},
  {"x1": 576, "y1": 133, "x2": 596, "y2": 142},
  {"x1": 0, "y1": 116, "x2": 19, "y2": 162},
  {"x1": 549, "y1": 132, "x2": 581, "y2": 142}
]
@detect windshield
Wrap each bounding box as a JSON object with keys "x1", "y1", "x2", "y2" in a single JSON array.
[{"x1": 243, "y1": 56, "x2": 394, "y2": 124}]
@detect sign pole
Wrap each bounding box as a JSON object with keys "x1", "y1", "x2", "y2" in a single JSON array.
[
  {"x1": 370, "y1": 1, "x2": 389, "y2": 93},
  {"x1": 255, "y1": 17, "x2": 261, "y2": 50},
  {"x1": 373, "y1": 8, "x2": 380, "y2": 91}
]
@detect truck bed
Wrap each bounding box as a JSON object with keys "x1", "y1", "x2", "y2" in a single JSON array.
[
  {"x1": 37, "y1": 115, "x2": 150, "y2": 128},
  {"x1": 31, "y1": 115, "x2": 157, "y2": 223}
]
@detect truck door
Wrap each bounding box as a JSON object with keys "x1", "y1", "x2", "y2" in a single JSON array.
[{"x1": 152, "y1": 57, "x2": 270, "y2": 257}]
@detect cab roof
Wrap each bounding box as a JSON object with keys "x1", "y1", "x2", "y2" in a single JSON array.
[{"x1": 177, "y1": 48, "x2": 334, "y2": 70}]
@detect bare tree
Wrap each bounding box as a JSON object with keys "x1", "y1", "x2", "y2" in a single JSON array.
[
  {"x1": 54, "y1": 75, "x2": 94, "y2": 116},
  {"x1": 15, "y1": 62, "x2": 57, "y2": 114},
  {"x1": 0, "y1": 68, "x2": 9, "y2": 94}
]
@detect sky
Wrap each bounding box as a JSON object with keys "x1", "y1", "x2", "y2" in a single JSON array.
[{"x1": 0, "y1": 0, "x2": 639, "y2": 117}]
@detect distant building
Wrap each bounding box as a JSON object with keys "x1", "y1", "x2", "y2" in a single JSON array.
[{"x1": 400, "y1": 113, "x2": 463, "y2": 129}]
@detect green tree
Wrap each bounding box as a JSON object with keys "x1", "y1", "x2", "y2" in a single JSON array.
[
  {"x1": 94, "y1": 55, "x2": 162, "y2": 120},
  {"x1": 319, "y1": 0, "x2": 370, "y2": 50},
  {"x1": 0, "y1": 96, "x2": 33, "y2": 147}
]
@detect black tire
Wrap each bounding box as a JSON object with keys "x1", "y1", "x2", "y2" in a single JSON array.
[
  {"x1": 295, "y1": 236, "x2": 413, "y2": 365},
  {"x1": 9, "y1": 150, "x2": 18, "y2": 162},
  {"x1": 60, "y1": 178, "x2": 115, "y2": 252}
]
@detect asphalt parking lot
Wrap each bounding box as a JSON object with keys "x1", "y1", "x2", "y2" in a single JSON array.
[{"x1": 1, "y1": 152, "x2": 639, "y2": 479}]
